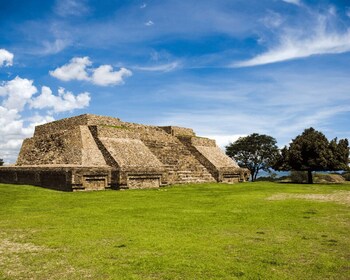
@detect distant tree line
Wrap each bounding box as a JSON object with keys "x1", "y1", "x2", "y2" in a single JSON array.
[{"x1": 225, "y1": 128, "x2": 349, "y2": 183}]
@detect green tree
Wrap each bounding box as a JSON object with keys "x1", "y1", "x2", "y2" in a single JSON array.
[
  {"x1": 0, "y1": 158, "x2": 3, "y2": 166},
  {"x1": 225, "y1": 133, "x2": 279, "y2": 181},
  {"x1": 275, "y1": 128, "x2": 349, "y2": 184}
]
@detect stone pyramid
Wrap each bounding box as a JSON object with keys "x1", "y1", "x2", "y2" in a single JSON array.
[{"x1": 0, "y1": 114, "x2": 248, "y2": 191}]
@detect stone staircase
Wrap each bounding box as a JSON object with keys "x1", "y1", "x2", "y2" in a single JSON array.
[
  {"x1": 176, "y1": 170, "x2": 215, "y2": 183},
  {"x1": 142, "y1": 130, "x2": 216, "y2": 184}
]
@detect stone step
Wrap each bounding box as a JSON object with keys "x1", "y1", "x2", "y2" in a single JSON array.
[{"x1": 144, "y1": 136, "x2": 217, "y2": 184}]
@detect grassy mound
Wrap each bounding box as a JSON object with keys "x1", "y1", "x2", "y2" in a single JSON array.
[
  {"x1": 314, "y1": 173, "x2": 346, "y2": 183},
  {"x1": 0, "y1": 182, "x2": 349, "y2": 279}
]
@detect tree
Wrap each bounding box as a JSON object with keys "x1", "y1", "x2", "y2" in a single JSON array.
[
  {"x1": 0, "y1": 158, "x2": 3, "y2": 166},
  {"x1": 275, "y1": 128, "x2": 349, "y2": 184},
  {"x1": 225, "y1": 133, "x2": 279, "y2": 181}
]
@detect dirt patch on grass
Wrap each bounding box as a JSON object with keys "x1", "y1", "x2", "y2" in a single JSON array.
[
  {"x1": 0, "y1": 239, "x2": 48, "y2": 254},
  {"x1": 0, "y1": 238, "x2": 48, "y2": 279},
  {"x1": 0, "y1": 233, "x2": 93, "y2": 279},
  {"x1": 267, "y1": 191, "x2": 350, "y2": 205}
]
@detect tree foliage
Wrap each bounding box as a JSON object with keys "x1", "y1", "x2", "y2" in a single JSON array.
[
  {"x1": 0, "y1": 158, "x2": 3, "y2": 166},
  {"x1": 225, "y1": 133, "x2": 279, "y2": 181},
  {"x1": 275, "y1": 128, "x2": 349, "y2": 184}
]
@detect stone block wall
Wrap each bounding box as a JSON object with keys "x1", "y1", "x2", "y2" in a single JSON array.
[
  {"x1": 17, "y1": 127, "x2": 83, "y2": 165},
  {"x1": 160, "y1": 126, "x2": 195, "y2": 137},
  {"x1": 0, "y1": 166, "x2": 113, "y2": 191},
  {"x1": 34, "y1": 114, "x2": 122, "y2": 136}
]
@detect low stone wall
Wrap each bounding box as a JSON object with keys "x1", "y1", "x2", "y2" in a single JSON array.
[
  {"x1": 126, "y1": 174, "x2": 162, "y2": 189},
  {"x1": 0, "y1": 166, "x2": 114, "y2": 191}
]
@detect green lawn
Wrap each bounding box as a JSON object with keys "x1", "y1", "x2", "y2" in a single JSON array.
[{"x1": 0, "y1": 182, "x2": 349, "y2": 279}]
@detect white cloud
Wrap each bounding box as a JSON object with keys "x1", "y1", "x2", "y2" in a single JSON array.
[
  {"x1": 0, "y1": 107, "x2": 24, "y2": 163},
  {"x1": 0, "y1": 107, "x2": 55, "y2": 164},
  {"x1": 30, "y1": 86, "x2": 90, "y2": 113},
  {"x1": 0, "y1": 77, "x2": 88, "y2": 114},
  {"x1": 21, "y1": 114, "x2": 55, "y2": 136},
  {"x1": 152, "y1": 65, "x2": 350, "y2": 149},
  {"x1": 0, "y1": 106, "x2": 22, "y2": 135},
  {"x1": 282, "y1": 0, "x2": 301, "y2": 6},
  {"x1": 50, "y1": 57, "x2": 132, "y2": 86},
  {"x1": 0, "y1": 49, "x2": 14, "y2": 67},
  {"x1": 49, "y1": 56, "x2": 92, "y2": 81},
  {"x1": 140, "y1": 3, "x2": 147, "y2": 9},
  {"x1": 0, "y1": 76, "x2": 91, "y2": 163},
  {"x1": 91, "y1": 66, "x2": 132, "y2": 86},
  {"x1": 0, "y1": 77, "x2": 38, "y2": 111},
  {"x1": 134, "y1": 61, "x2": 180, "y2": 72},
  {"x1": 234, "y1": 12, "x2": 350, "y2": 67},
  {"x1": 145, "y1": 20, "x2": 154, "y2": 26}
]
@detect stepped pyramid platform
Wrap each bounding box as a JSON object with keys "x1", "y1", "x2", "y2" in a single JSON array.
[{"x1": 0, "y1": 114, "x2": 249, "y2": 191}]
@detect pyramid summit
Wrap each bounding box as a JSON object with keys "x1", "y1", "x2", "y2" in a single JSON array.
[{"x1": 0, "y1": 114, "x2": 249, "y2": 191}]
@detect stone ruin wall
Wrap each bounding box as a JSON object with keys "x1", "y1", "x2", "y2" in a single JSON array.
[{"x1": 0, "y1": 114, "x2": 249, "y2": 191}]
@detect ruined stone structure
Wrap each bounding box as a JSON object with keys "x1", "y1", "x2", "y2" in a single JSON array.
[{"x1": 0, "y1": 114, "x2": 249, "y2": 191}]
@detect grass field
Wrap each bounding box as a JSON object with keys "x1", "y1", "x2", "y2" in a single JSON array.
[{"x1": 0, "y1": 182, "x2": 349, "y2": 280}]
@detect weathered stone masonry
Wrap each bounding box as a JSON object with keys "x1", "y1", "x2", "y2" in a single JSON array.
[{"x1": 0, "y1": 114, "x2": 249, "y2": 191}]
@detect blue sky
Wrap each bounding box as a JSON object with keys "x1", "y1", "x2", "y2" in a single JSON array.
[{"x1": 0, "y1": 0, "x2": 350, "y2": 163}]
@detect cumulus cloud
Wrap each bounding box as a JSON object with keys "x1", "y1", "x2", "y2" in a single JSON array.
[
  {"x1": 0, "y1": 107, "x2": 55, "y2": 164},
  {"x1": 31, "y1": 86, "x2": 90, "y2": 113},
  {"x1": 0, "y1": 76, "x2": 91, "y2": 163},
  {"x1": 0, "y1": 107, "x2": 24, "y2": 163},
  {"x1": 0, "y1": 77, "x2": 90, "y2": 113},
  {"x1": 20, "y1": 114, "x2": 55, "y2": 136},
  {"x1": 50, "y1": 56, "x2": 92, "y2": 81},
  {"x1": 0, "y1": 107, "x2": 22, "y2": 135},
  {"x1": 50, "y1": 57, "x2": 132, "y2": 86},
  {"x1": 91, "y1": 66, "x2": 132, "y2": 86},
  {"x1": 0, "y1": 49, "x2": 14, "y2": 67},
  {"x1": 0, "y1": 51, "x2": 92, "y2": 164},
  {"x1": 0, "y1": 77, "x2": 37, "y2": 111},
  {"x1": 0, "y1": 106, "x2": 29, "y2": 162},
  {"x1": 234, "y1": 9, "x2": 350, "y2": 67}
]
